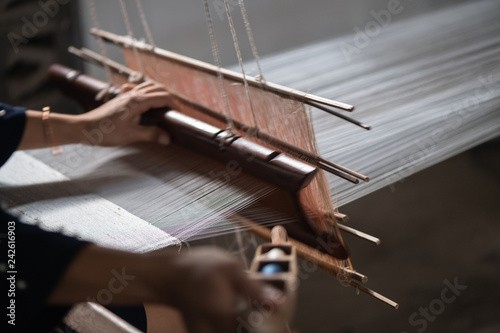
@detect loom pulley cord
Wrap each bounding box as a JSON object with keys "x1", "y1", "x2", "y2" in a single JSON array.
[
  {"x1": 220, "y1": 0, "x2": 260, "y2": 130},
  {"x1": 201, "y1": 0, "x2": 235, "y2": 132},
  {"x1": 118, "y1": 0, "x2": 144, "y2": 75}
]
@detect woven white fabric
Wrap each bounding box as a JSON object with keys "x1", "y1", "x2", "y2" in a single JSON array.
[{"x1": 0, "y1": 151, "x2": 178, "y2": 253}]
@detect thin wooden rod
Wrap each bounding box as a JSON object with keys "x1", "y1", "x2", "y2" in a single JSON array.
[
  {"x1": 90, "y1": 28, "x2": 355, "y2": 112},
  {"x1": 319, "y1": 158, "x2": 370, "y2": 182},
  {"x1": 333, "y1": 211, "x2": 348, "y2": 222},
  {"x1": 337, "y1": 223, "x2": 381, "y2": 245},
  {"x1": 241, "y1": 219, "x2": 397, "y2": 307},
  {"x1": 317, "y1": 163, "x2": 359, "y2": 184},
  {"x1": 239, "y1": 216, "x2": 368, "y2": 284},
  {"x1": 348, "y1": 281, "x2": 399, "y2": 309},
  {"x1": 308, "y1": 101, "x2": 371, "y2": 130},
  {"x1": 68, "y1": 46, "x2": 369, "y2": 183},
  {"x1": 343, "y1": 268, "x2": 368, "y2": 283}
]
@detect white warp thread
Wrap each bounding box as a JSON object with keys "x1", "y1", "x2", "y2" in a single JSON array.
[
  {"x1": 250, "y1": 0, "x2": 500, "y2": 207},
  {"x1": 27, "y1": 143, "x2": 277, "y2": 241},
  {"x1": 2, "y1": 1, "x2": 498, "y2": 244}
]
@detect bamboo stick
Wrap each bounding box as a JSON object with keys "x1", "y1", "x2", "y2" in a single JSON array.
[
  {"x1": 68, "y1": 46, "x2": 369, "y2": 183},
  {"x1": 90, "y1": 28, "x2": 356, "y2": 112}
]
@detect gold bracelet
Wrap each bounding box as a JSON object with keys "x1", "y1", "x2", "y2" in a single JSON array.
[{"x1": 42, "y1": 106, "x2": 63, "y2": 155}]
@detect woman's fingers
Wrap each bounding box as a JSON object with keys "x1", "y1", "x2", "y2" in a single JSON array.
[
  {"x1": 133, "y1": 80, "x2": 168, "y2": 94},
  {"x1": 121, "y1": 81, "x2": 178, "y2": 117},
  {"x1": 120, "y1": 83, "x2": 136, "y2": 93},
  {"x1": 134, "y1": 80, "x2": 155, "y2": 90},
  {"x1": 136, "y1": 127, "x2": 171, "y2": 146},
  {"x1": 140, "y1": 83, "x2": 170, "y2": 95},
  {"x1": 122, "y1": 91, "x2": 172, "y2": 116},
  {"x1": 157, "y1": 131, "x2": 171, "y2": 146}
]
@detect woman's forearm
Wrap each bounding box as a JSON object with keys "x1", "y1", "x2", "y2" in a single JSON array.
[
  {"x1": 48, "y1": 244, "x2": 173, "y2": 305},
  {"x1": 18, "y1": 81, "x2": 172, "y2": 150},
  {"x1": 18, "y1": 110, "x2": 88, "y2": 150},
  {"x1": 48, "y1": 244, "x2": 270, "y2": 332}
]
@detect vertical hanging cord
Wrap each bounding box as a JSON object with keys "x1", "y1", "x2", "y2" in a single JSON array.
[
  {"x1": 223, "y1": 0, "x2": 259, "y2": 131},
  {"x1": 234, "y1": 228, "x2": 249, "y2": 269},
  {"x1": 87, "y1": 0, "x2": 113, "y2": 85},
  {"x1": 202, "y1": 0, "x2": 234, "y2": 131},
  {"x1": 134, "y1": 0, "x2": 165, "y2": 89},
  {"x1": 118, "y1": 0, "x2": 145, "y2": 76},
  {"x1": 134, "y1": 0, "x2": 156, "y2": 49},
  {"x1": 237, "y1": 0, "x2": 265, "y2": 82}
]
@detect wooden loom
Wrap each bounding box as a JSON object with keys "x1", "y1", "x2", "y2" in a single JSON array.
[
  {"x1": 47, "y1": 23, "x2": 398, "y2": 308},
  {"x1": 3, "y1": 0, "x2": 499, "y2": 330}
]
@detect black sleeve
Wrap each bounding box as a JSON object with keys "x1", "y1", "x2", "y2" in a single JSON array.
[
  {"x1": 0, "y1": 103, "x2": 147, "y2": 332},
  {"x1": 0, "y1": 102, "x2": 27, "y2": 167},
  {"x1": 2, "y1": 208, "x2": 90, "y2": 332},
  {"x1": 1, "y1": 213, "x2": 148, "y2": 333}
]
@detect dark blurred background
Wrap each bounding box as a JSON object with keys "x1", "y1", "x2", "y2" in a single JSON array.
[{"x1": 1, "y1": 1, "x2": 498, "y2": 332}]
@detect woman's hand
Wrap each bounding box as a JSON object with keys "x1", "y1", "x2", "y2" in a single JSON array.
[
  {"x1": 19, "y1": 81, "x2": 175, "y2": 150},
  {"x1": 162, "y1": 247, "x2": 268, "y2": 333},
  {"x1": 49, "y1": 245, "x2": 277, "y2": 333},
  {"x1": 79, "y1": 81, "x2": 173, "y2": 147}
]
